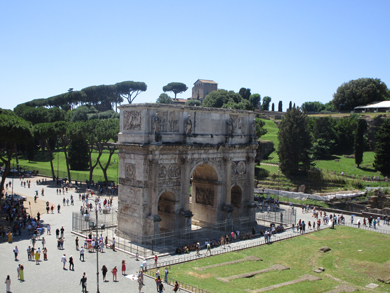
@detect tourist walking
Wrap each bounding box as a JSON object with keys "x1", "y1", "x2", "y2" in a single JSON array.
[
  {"x1": 173, "y1": 281, "x2": 179, "y2": 292},
  {"x1": 80, "y1": 247, "x2": 85, "y2": 261},
  {"x1": 27, "y1": 246, "x2": 31, "y2": 261},
  {"x1": 155, "y1": 276, "x2": 162, "y2": 291},
  {"x1": 43, "y1": 247, "x2": 48, "y2": 261},
  {"x1": 164, "y1": 267, "x2": 169, "y2": 283},
  {"x1": 19, "y1": 265, "x2": 24, "y2": 281},
  {"x1": 206, "y1": 242, "x2": 211, "y2": 256},
  {"x1": 121, "y1": 260, "x2": 126, "y2": 275},
  {"x1": 75, "y1": 237, "x2": 79, "y2": 250},
  {"x1": 61, "y1": 254, "x2": 67, "y2": 269},
  {"x1": 80, "y1": 273, "x2": 87, "y2": 293},
  {"x1": 138, "y1": 276, "x2": 143, "y2": 293},
  {"x1": 42, "y1": 237, "x2": 46, "y2": 248},
  {"x1": 154, "y1": 254, "x2": 158, "y2": 266},
  {"x1": 13, "y1": 246, "x2": 19, "y2": 260},
  {"x1": 112, "y1": 266, "x2": 118, "y2": 281},
  {"x1": 158, "y1": 281, "x2": 165, "y2": 293},
  {"x1": 34, "y1": 251, "x2": 39, "y2": 265},
  {"x1": 69, "y1": 255, "x2": 74, "y2": 270},
  {"x1": 5, "y1": 275, "x2": 11, "y2": 293},
  {"x1": 102, "y1": 265, "x2": 108, "y2": 281}
]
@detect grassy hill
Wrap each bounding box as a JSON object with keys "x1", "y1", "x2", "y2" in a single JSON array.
[{"x1": 259, "y1": 118, "x2": 279, "y2": 163}]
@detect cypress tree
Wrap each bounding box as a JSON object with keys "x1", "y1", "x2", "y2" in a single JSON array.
[
  {"x1": 277, "y1": 107, "x2": 312, "y2": 175},
  {"x1": 278, "y1": 101, "x2": 283, "y2": 112},
  {"x1": 354, "y1": 119, "x2": 367, "y2": 167},
  {"x1": 373, "y1": 119, "x2": 390, "y2": 174}
]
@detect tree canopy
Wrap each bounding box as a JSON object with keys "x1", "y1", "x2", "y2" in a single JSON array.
[
  {"x1": 115, "y1": 81, "x2": 147, "y2": 104},
  {"x1": 202, "y1": 89, "x2": 255, "y2": 110},
  {"x1": 301, "y1": 101, "x2": 325, "y2": 113},
  {"x1": 262, "y1": 96, "x2": 271, "y2": 111},
  {"x1": 332, "y1": 78, "x2": 390, "y2": 111},
  {"x1": 238, "y1": 88, "x2": 251, "y2": 100},
  {"x1": 0, "y1": 109, "x2": 33, "y2": 195},
  {"x1": 185, "y1": 99, "x2": 201, "y2": 106},
  {"x1": 249, "y1": 94, "x2": 261, "y2": 109},
  {"x1": 162, "y1": 82, "x2": 188, "y2": 100},
  {"x1": 277, "y1": 107, "x2": 312, "y2": 175},
  {"x1": 156, "y1": 93, "x2": 173, "y2": 104}
]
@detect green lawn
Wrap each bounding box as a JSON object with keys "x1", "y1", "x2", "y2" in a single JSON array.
[
  {"x1": 161, "y1": 227, "x2": 390, "y2": 293},
  {"x1": 259, "y1": 119, "x2": 279, "y2": 163},
  {"x1": 314, "y1": 152, "x2": 381, "y2": 178},
  {"x1": 16, "y1": 151, "x2": 119, "y2": 183}
]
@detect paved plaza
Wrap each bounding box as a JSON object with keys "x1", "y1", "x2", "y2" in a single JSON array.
[{"x1": 1, "y1": 177, "x2": 390, "y2": 293}]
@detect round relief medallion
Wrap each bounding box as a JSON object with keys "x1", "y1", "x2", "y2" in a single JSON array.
[
  {"x1": 237, "y1": 161, "x2": 246, "y2": 174},
  {"x1": 168, "y1": 164, "x2": 180, "y2": 178}
]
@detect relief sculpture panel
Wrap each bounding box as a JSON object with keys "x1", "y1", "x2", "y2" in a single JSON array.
[
  {"x1": 158, "y1": 165, "x2": 167, "y2": 179},
  {"x1": 168, "y1": 111, "x2": 179, "y2": 132},
  {"x1": 123, "y1": 111, "x2": 141, "y2": 130},
  {"x1": 125, "y1": 163, "x2": 136, "y2": 179},
  {"x1": 195, "y1": 187, "x2": 214, "y2": 206}
]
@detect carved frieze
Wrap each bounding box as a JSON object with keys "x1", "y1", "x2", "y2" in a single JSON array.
[
  {"x1": 123, "y1": 111, "x2": 141, "y2": 130},
  {"x1": 158, "y1": 179, "x2": 181, "y2": 187},
  {"x1": 125, "y1": 163, "x2": 136, "y2": 179},
  {"x1": 119, "y1": 178, "x2": 148, "y2": 188},
  {"x1": 168, "y1": 111, "x2": 179, "y2": 132},
  {"x1": 158, "y1": 165, "x2": 167, "y2": 179},
  {"x1": 168, "y1": 164, "x2": 180, "y2": 178},
  {"x1": 195, "y1": 187, "x2": 214, "y2": 206}
]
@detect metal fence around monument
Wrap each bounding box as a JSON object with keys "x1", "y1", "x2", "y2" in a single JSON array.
[
  {"x1": 255, "y1": 206, "x2": 297, "y2": 226},
  {"x1": 72, "y1": 211, "x2": 264, "y2": 257}
]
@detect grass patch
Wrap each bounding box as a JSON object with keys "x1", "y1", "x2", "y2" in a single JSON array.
[
  {"x1": 165, "y1": 227, "x2": 390, "y2": 292},
  {"x1": 259, "y1": 119, "x2": 279, "y2": 163},
  {"x1": 16, "y1": 150, "x2": 119, "y2": 183}
]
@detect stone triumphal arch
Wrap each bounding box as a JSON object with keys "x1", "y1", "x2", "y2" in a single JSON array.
[{"x1": 117, "y1": 104, "x2": 258, "y2": 243}]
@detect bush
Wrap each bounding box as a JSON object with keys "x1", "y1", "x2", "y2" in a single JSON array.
[{"x1": 255, "y1": 168, "x2": 270, "y2": 178}]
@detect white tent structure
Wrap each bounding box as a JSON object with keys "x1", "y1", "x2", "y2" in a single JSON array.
[{"x1": 354, "y1": 101, "x2": 390, "y2": 113}]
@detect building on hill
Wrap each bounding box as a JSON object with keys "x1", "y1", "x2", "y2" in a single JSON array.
[
  {"x1": 354, "y1": 101, "x2": 390, "y2": 113},
  {"x1": 191, "y1": 79, "x2": 218, "y2": 101},
  {"x1": 171, "y1": 98, "x2": 187, "y2": 105}
]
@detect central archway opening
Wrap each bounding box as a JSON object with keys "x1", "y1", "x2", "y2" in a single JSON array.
[
  {"x1": 231, "y1": 185, "x2": 242, "y2": 219},
  {"x1": 158, "y1": 191, "x2": 176, "y2": 232},
  {"x1": 190, "y1": 163, "x2": 219, "y2": 227}
]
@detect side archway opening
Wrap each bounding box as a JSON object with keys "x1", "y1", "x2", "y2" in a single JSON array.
[{"x1": 158, "y1": 192, "x2": 176, "y2": 231}]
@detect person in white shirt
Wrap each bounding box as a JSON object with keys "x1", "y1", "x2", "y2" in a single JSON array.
[{"x1": 61, "y1": 254, "x2": 67, "y2": 269}]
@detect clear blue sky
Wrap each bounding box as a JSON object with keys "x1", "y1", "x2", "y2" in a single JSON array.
[{"x1": 1, "y1": 0, "x2": 389, "y2": 111}]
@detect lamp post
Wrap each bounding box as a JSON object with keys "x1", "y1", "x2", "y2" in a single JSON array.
[
  {"x1": 57, "y1": 145, "x2": 59, "y2": 185},
  {"x1": 95, "y1": 197, "x2": 100, "y2": 293}
]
